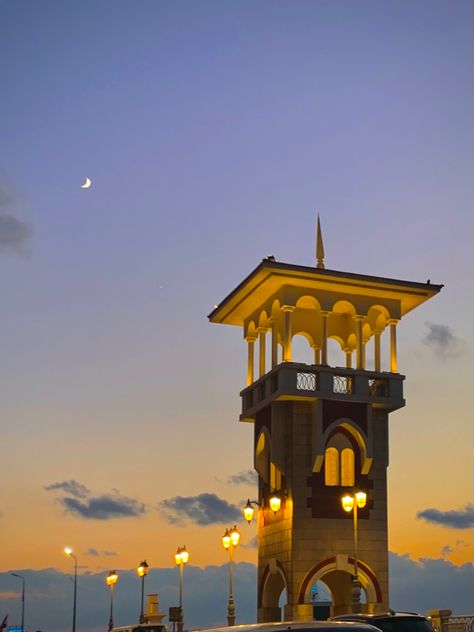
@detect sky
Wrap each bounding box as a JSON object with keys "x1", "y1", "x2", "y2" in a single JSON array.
[{"x1": 0, "y1": 0, "x2": 473, "y2": 630}]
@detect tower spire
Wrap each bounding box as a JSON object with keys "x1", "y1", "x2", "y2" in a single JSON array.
[{"x1": 316, "y1": 214, "x2": 325, "y2": 269}]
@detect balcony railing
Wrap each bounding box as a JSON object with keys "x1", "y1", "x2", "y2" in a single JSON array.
[{"x1": 240, "y1": 362, "x2": 404, "y2": 421}]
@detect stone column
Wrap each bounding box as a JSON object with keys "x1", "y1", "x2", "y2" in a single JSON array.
[
  {"x1": 246, "y1": 336, "x2": 256, "y2": 386},
  {"x1": 270, "y1": 317, "x2": 278, "y2": 368},
  {"x1": 282, "y1": 306, "x2": 295, "y2": 362},
  {"x1": 373, "y1": 330, "x2": 381, "y2": 372},
  {"x1": 344, "y1": 347, "x2": 353, "y2": 368},
  {"x1": 320, "y1": 311, "x2": 330, "y2": 365},
  {"x1": 258, "y1": 328, "x2": 266, "y2": 378},
  {"x1": 312, "y1": 345, "x2": 321, "y2": 365},
  {"x1": 388, "y1": 319, "x2": 399, "y2": 373},
  {"x1": 354, "y1": 315, "x2": 365, "y2": 370}
]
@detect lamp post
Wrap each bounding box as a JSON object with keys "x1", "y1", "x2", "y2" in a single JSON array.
[
  {"x1": 222, "y1": 526, "x2": 240, "y2": 626},
  {"x1": 105, "y1": 571, "x2": 118, "y2": 632},
  {"x1": 174, "y1": 546, "x2": 190, "y2": 632},
  {"x1": 64, "y1": 547, "x2": 78, "y2": 632},
  {"x1": 136, "y1": 560, "x2": 149, "y2": 623},
  {"x1": 10, "y1": 573, "x2": 25, "y2": 632},
  {"x1": 342, "y1": 490, "x2": 367, "y2": 613}
]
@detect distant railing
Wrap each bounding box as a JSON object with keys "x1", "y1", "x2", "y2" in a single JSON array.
[
  {"x1": 333, "y1": 374, "x2": 353, "y2": 394},
  {"x1": 296, "y1": 372, "x2": 318, "y2": 391},
  {"x1": 448, "y1": 616, "x2": 474, "y2": 632}
]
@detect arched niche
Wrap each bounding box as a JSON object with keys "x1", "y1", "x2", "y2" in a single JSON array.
[{"x1": 255, "y1": 428, "x2": 270, "y2": 483}]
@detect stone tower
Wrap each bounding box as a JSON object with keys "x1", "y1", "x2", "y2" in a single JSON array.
[{"x1": 208, "y1": 223, "x2": 442, "y2": 621}]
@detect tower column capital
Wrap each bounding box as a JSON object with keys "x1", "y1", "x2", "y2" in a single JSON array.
[
  {"x1": 353, "y1": 314, "x2": 366, "y2": 322},
  {"x1": 387, "y1": 318, "x2": 400, "y2": 326},
  {"x1": 281, "y1": 305, "x2": 295, "y2": 313}
]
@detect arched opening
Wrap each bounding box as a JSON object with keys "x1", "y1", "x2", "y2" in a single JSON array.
[
  {"x1": 327, "y1": 337, "x2": 344, "y2": 367},
  {"x1": 292, "y1": 333, "x2": 315, "y2": 365},
  {"x1": 260, "y1": 564, "x2": 288, "y2": 622},
  {"x1": 299, "y1": 557, "x2": 381, "y2": 616},
  {"x1": 309, "y1": 574, "x2": 367, "y2": 618}
]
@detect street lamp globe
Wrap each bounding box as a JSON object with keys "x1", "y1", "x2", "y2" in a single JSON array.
[
  {"x1": 229, "y1": 526, "x2": 240, "y2": 547},
  {"x1": 136, "y1": 561, "x2": 149, "y2": 577},
  {"x1": 222, "y1": 529, "x2": 231, "y2": 550},
  {"x1": 355, "y1": 491, "x2": 367, "y2": 508},
  {"x1": 342, "y1": 495, "x2": 354, "y2": 512},
  {"x1": 243, "y1": 500, "x2": 255, "y2": 524},
  {"x1": 106, "y1": 571, "x2": 118, "y2": 587},
  {"x1": 269, "y1": 495, "x2": 282, "y2": 514}
]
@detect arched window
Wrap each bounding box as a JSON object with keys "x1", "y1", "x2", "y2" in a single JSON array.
[
  {"x1": 324, "y1": 447, "x2": 339, "y2": 486},
  {"x1": 324, "y1": 431, "x2": 356, "y2": 487},
  {"x1": 341, "y1": 448, "x2": 355, "y2": 486}
]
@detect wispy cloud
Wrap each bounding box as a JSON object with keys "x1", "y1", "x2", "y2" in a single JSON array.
[
  {"x1": 417, "y1": 503, "x2": 474, "y2": 529},
  {"x1": 227, "y1": 470, "x2": 257, "y2": 486},
  {"x1": 0, "y1": 186, "x2": 32, "y2": 256},
  {"x1": 422, "y1": 322, "x2": 462, "y2": 359},
  {"x1": 86, "y1": 548, "x2": 117, "y2": 557},
  {"x1": 44, "y1": 480, "x2": 90, "y2": 499},
  {"x1": 45, "y1": 480, "x2": 146, "y2": 520},
  {"x1": 159, "y1": 493, "x2": 242, "y2": 526}
]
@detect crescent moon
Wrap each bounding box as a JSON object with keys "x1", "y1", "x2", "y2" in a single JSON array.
[{"x1": 81, "y1": 178, "x2": 92, "y2": 189}]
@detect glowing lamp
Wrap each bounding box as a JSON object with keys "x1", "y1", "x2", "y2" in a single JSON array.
[
  {"x1": 230, "y1": 526, "x2": 240, "y2": 547},
  {"x1": 243, "y1": 499, "x2": 255, "y2": 524},
  {"x1": 180, "y1": 547, "x2": 190, "y2": 564},
  {"x1": 64, "y1": 547, "x2": 73, "y2": 556},
  {"x1": 175, "y1": 550, "x2": 182, "y2": 565},
  {"x1": 106, "y1": 571, "x2": 118, "y2": 586},
  {"x1": 342, "y1": 495, "x2": 354, "y2": 512},
  {"x1": 222, "y1": 529, "x2": 231, "y2": 549},
  {"x1": 269, "y1": 495, "x2": 282, "y2": 514},
  {"x1": 355, "y1": 491, "x2": 367, "y2": 508},
  {"x1": 136, "y1": 560, "x2": 149, "y2": 577}
]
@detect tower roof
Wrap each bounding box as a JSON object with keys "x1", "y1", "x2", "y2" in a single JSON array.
[{"x1": 208, "y1": 259, "x2": 443, "y2": 326}]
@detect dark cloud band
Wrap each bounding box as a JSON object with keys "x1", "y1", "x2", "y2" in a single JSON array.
[
  {"x1": 417, "y1": 503, "x2": 474, "y2": 529},
  {"x1": 159, "y1": 492, "x2": 242, "y2": 526}
]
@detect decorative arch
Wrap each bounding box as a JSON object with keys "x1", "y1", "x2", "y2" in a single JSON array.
[
  {"x1": 367, "y1": 305, "x2": 391, "y2": 332},
  {"x1": 297, "y1": 556, "x2": 382, "y2": 605},
  {"x1": 332, "y1": 300, "x2": 357, "y2": 316},
  {"x1": 296, "y1": 295, "x2": 321, "y2": 311},
  {"x1": 322, "y1": 418, "x2": 372, "y2": 475},
  {"x1": 259, "y1": 560, "x2": 288, "y2": 608},
  {"x1": 258, "y1": 310, "x2": 270, "y2": 329}
]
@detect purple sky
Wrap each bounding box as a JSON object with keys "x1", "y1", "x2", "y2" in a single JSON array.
[{"x1": 0, "y1": 1, "x2": 473, "y2": 629}]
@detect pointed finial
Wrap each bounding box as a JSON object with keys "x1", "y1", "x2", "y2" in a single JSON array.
[{"x1": 316, "y1": 214, "x2": 325, "y2": 269}]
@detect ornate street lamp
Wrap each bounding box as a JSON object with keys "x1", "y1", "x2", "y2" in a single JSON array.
[
  {"x1": 136, "y1": 560, "x2": 149, "y2": 623},
  {"x1": 64, "y1": 547, "x2": 78, "y2": 632},
  {"x1": 222, "y1": 526, "x2": 240, "y2": 626},
  {"x1": 10, "y1": 573, "x2": 25, "y2": 632},
  {"x1": 105, "y1": 571, "x2": 118, "y2": 632},
  {"x1": 342, "y1": 490, "x2": 367, "y2": 612},
  {"x1": 174, "y1": 546, "x2": 190, "y2": 632}
]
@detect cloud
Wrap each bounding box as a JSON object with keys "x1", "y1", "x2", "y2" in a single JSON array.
[
  {"x1": 441, "y1": 545, "x2": 453, "y2": 558},
  {"x1": 389, "y1": 552, "x2": 474, "y2": 613},
  {"x1": 45, "y1": 480, "x2": 90, "y2": 499},
  {"x1": 417, "y1": 503, "x2": 474, "y2": 529},
  {"x1": 45, "y1": 480, "x2": 146, "y2": 520},
  {"x1": 86, "y1": 548, "x2": 117, "y2": 557},
  {"x1": 159, "y1": 493, "x2": 242, "y2": 526},
  {"x1": 227, "y1": 470, "x2": 258, "y2": 486},
  {"x1": 1, "y1": 556, "x2": 473, "y2": 632},
  {"x1": 61, "y1": 494, "x2": 146, "y2": 520},
  {"x1": 0, "y1": 186, "x2": 32, "y2": 256},
  {"x1": 422, "y1": 322, "x2": 462, "y2": 359}
]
